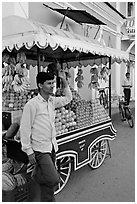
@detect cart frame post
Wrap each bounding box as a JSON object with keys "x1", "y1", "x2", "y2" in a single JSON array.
[
  {"x1": 109, "y1": 56, "x2": 112, "y2": 118},
  {"x1": 37, "y1": 47, "x2": 41, "y2": 73}
]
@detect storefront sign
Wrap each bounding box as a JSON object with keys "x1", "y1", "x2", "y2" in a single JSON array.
[
  {"x1": 125, "y1": 17, "x2": 135, "y2": 35},
  {"x1": 56, "y1": 21, "x2": 73, "y2": 33}
]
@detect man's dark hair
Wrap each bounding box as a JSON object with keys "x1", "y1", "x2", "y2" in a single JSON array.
[{"x1": 36, "y1": 72, "x2": 54, "y2": 88}]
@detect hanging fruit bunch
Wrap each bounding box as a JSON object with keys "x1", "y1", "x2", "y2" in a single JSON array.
[
  {"x1": 12, "y1": 52, "x2": 30, "y2": 93},
  {"x1": 55, "y1": 64, "x2": 72, "y2": 96},
  {"x1": 75, "y1": 68, "x2": 84, "y2": 88},
  {"x1": 2, "y1": 55, "x2": 16, "y2": 92},
  {"x1": 99, "y1": 66, "x2": 110, "y2": 82},
  {"x1": 88, "y1": 67, "x2": 99, "y2": 90}
]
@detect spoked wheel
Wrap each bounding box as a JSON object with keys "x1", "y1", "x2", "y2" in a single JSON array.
[
  {"x1": 54, "y1": 155, "x2": 72, "y2": 195},
  {"x1": 88, "y1": 139, "x2": 108, "y2": 169},
  {"x1": 127, "y1": 117, "x2": 134, "y2": 128},
  {"x1": 119, "y1": 105, "x2": 125, "y2": 120},
  {"x1": 125, "y1": 108, "x2": 134, "y2": 128}
]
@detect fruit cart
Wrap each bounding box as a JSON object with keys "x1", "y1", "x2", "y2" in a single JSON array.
[
  {"x1": 2, "y1": 15, "x2": 129, "y2": 197},
  {"x1": 52, "y1": 87, "x2": 116, "y2": 194}
]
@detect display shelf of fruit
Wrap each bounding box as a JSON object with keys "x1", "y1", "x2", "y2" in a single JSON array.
[
  {"x1": 91, "y1": 99, "x2": 110, "y2": 124},
  {"x1": 55, "y1": 86, "x2": 110, "y2": 135},
  {"x1": 2, "y1": 89, "x2": 38, "y2": 111},
  {"x1": 75, "y1": 100, "x2": 93, "y2": 129}
]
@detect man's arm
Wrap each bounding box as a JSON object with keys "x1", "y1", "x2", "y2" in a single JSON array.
[
  {"x1": 20, "y1": 102, "x2": 37, "y2": 164},
  {"x1": 20, "y1": 102, "x2": 36, "y2": 156}
]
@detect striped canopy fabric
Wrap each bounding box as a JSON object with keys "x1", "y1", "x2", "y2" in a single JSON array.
[{"x1": 2, "y1": 15, "x2": 129, "y2": 65}]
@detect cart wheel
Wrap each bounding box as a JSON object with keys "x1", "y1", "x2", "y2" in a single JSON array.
[
  {"x1": 54, "y1": 155, "x2": 72, "y2": 195},
  {"x1": 88, "y1": 139, "x2": 108, "y2": 169},
  {"x1": 119, "y1": 104, "x2": 125, "y2": 120},
  {"x1": 127, "y1": 116, "x2": 134, "y2": 128},
  {"x1": 125, "y1": 108, "x2": 134, "y2": 128}
]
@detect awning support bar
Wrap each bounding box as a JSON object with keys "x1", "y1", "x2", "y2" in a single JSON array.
[
  {"x1": 60, "y1": 7, "x2": 70, "y2": 29},
  {"x1": 94, "y1": 25, "x2": 100, "y2": 39}
]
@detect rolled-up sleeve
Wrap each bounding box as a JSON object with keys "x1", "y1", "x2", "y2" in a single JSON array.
[
  {"x1": 20, "y1": 102, "x2": 36, "y2": 155},
  {"x1": 54, "y1": 86, "x2": 72, "y2": 108}
]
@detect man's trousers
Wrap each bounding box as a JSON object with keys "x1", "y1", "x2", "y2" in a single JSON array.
[{"x1": 34, "y1": 148, "x2": 60, "y2": 202}]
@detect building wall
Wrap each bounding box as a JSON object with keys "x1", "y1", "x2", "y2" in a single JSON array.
[
  {"x1": 2, "y1": 2, "x2": 14, "y2": 17},
  {"x1": 29, "y1": 2, "x2": 61, "y2": 26},
  {"x1": 120, "y1": 2, "x2": 127, "y2": 16}
]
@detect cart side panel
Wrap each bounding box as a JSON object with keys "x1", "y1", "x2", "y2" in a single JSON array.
[{"x1": 57, "y1": 121, "x2": 116, "y2": 170}]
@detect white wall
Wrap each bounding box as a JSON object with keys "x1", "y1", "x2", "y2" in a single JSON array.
[
  {"x1": 2, "y1": 2, "x2": 14, "y2": 17},
  {"x1": 2, "y1": 2, "x2": 29, "y2": 18}
]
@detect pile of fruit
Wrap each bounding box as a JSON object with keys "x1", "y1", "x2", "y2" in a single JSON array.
[
  {"x1": 2, "y1": 89, "x2": 38, "y2": 111},
  {"x1": 55, "y1": 107, "x2": 77, "y2": 135},
  {"x1": 55, "y1": 87, "x2": 110, "y2": 134},
  {"x1": 2, "y1": 159, "x2": 28, "y2": 192},
  {"x1": 91, "y1": 99, "x2": 110, "y2": 124},
  {"x1": 75, "y1": 100, "x2": 93, "y2": 129}
]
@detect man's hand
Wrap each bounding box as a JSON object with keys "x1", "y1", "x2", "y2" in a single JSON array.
[
  {"x1": 58, "y1": 70, "x2": 68, "y2": 88},
  {"x1": 58, "y1": 70, "x2": 66, "y2": 79},
  {"x1": 28, "y1": 153, "x2": 36, "y2": 165}
]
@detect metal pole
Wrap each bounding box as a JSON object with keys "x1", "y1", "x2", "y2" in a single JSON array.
[
  {"x1": 109, "y1": 57, "x2": 111, "y2": 117},
  {"x1": 37, "y1": 47, "x2": 40, "y2": 73},
  {"x1": 60, "y1": 7, "x2": 69, "y2": 29},
  {"x1": 94, "y1": 25, "x2": 100, "y2": 39}
]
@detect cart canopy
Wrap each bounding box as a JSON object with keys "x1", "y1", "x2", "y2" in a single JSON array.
[{"x1": 2, "y1": 15, "x2": 129, "y2": 65}]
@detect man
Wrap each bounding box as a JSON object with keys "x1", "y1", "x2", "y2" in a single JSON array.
[
  {"x1": 122, "y1": 72, "x2": 132, "y2": 105},
  {"x1": 20, "y1": 70, "x2": 72, "y2": 201}
]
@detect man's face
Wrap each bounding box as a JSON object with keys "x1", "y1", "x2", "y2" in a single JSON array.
[{"x1": 40, "y1": 79, "x2": 55, "y2": 95}]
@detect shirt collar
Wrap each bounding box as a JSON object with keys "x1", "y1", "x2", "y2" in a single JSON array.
[{"x1": 37, "y1": 93, "x2": 53, "y2": 103}]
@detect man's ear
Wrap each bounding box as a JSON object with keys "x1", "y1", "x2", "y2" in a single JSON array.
[{"x1": 38, "y1": 83, "x2": 42, "y2": 89}]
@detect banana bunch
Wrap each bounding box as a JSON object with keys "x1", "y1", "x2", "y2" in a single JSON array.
[
  {"x1": 2, "y1": 68, "x2": 14, "y2": 92},
  {"x1": 13, "y1": 82, "x2": 30, "y2": 93},
  {"x1": 2, "y1": 63, "x2": 16, "y2": 92},
  {"x1": 12, "y1": 74, "x2": 30, "y2": 93}
]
